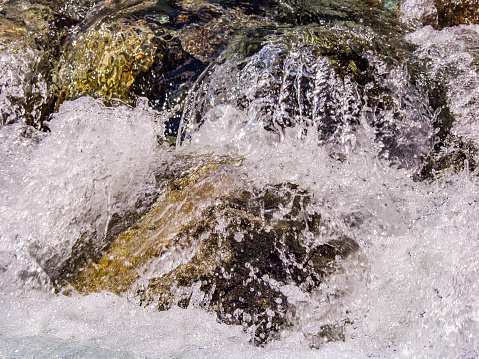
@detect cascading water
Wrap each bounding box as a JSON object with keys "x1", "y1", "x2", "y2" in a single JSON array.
[{"x1": 1, "y1": 0, "x2": 479, "y2": 357}]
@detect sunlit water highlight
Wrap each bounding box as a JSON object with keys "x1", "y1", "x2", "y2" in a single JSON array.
[{"x1": 1, "y1": 16, "x2": 479, "y2": 359}]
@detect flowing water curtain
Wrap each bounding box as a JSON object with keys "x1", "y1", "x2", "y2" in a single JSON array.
[{"x1": 178, "y1": 22, "x2": 436, "y2": 169}]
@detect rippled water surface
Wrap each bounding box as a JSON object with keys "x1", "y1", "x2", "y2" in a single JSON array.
[{"x1": 1, "y1": 0, "x2": 479, "y2": 357}]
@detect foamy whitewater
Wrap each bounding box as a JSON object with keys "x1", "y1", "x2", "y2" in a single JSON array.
[{"x1": 1, "y1": 7, "x2": 479, "y2": 359}]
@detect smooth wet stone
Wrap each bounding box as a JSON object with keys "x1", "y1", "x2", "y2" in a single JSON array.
[
  {"x1": 68, "y1": 159, "x2": 361, "y2": 345},
  {"x1": 54, "y1": 19, "x2": 157, "y2": 106},
  {"x1": 179, "y1": 22, "x2": 435, "y2": 169}
]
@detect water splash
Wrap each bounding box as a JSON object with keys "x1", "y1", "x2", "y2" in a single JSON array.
[
  {"x1": 0, "y1": 47, "x2": 49, "y2": 127},
  {"x1": 178, "y1": 24, "x2": 434, "y2": 169},
  {"x1": 0, "y1": 96, "x2": 167, "y2": 291},
  {"x1": 0, "y1": 1, "x2": 479, "y2": 358}
]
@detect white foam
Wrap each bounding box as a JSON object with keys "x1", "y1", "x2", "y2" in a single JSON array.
[
  {"x1": 400, "y1": 0, "x2": 437, "y2": 28},
  {"x1": 407, "y1": 24, "x2": 479, "y2": 146},
  {"x1": 1, "y1": 8, "x2": 479, "y2": 357},
  {"x1": 1, "y1": 91, "x2": 479, "y2": 357},
  {"x1": 174, "y1": 89, "x2": 479, "y2": 356},
  {"x1": 0, "y1": 291, "x2": 376, "y2": 359},
  {"x1": 0, "y1": 96, "x2": 167, "y2": 291},
  {"x1": 2, "y1": 167, "x2": 478, "y2": 358}
]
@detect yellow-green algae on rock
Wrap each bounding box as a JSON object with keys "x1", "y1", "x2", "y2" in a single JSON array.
[
  {"x1": 70, "y1": 157, "x2": 242, "y2": 295},
  {"x1": 51, "y1": 0, "x2": 282, "y2": 111},
  {"x1": 53, "y1": 18, "x2": 163, "y2": 107},
  {"x1": 67, "y1": 156, "x2": 362, "y2": 345}
]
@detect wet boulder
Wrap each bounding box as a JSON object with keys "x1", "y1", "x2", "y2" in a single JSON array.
[
  {"x1": 51, "y1": 0, "x2": 207, "y2": 113},
  {"x1": 137, "y1": 186, "x2": 359, "y2": 345},
  {"x1": 0, "y1": 0, "x2": 73, "y2": 128},
  {"x1": 68, "y1": 159, "x2": 361, "y2": 345},
  {"x1": 52, "y1": 17, "x2": 178, "y2": 108},
  {"x1": 65, "y1": 158, "x2": 240, "y2": 291},
  {"x1": 52, "y1": 0, "x2": 282, "y2": 132},
  {"x1": 179, "y1": 22, "x2": 435, "y2": 169},
  {"x1": 158, "y1": 0, "x2": 282, "y2": 135}
]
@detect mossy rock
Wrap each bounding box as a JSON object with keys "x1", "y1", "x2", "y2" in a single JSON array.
[
  {"x1": 412, "y1": 80, "x2": 477, "y2": 180},
  {"x1": 68, "y1": 159, "x2": 361, "y2": 345}
]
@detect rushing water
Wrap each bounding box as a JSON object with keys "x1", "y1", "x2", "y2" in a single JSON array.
[{"x1": 1, "y1": 0, "x2": 479, "y2": 358}]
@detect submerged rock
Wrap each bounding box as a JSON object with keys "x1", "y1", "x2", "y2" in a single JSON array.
[
  {"x1": 52, "y1": 0, "x2": 282, "y2": 136},
  {"x1": 53, "y1": 17, "x2": 169, "y2": 107},
  {"x1": 51, "y1": 0, "x2": 198, "y2": 111},
  {"x1": 272, "y1": 0, "x2": 405, "y2": 38},
  {"x1": 67, "y1": 158, "x2": 239, "y2": 290},
  {"x1": 69, "y1": 159, "x2": 362, "y2": 345},
  {"x1": 179, "y1": 22, "x2": 435, "y2": 169},
  {"x1": 176, "y1": 0, "x2": 279, "y2": 62},
  {"x1": 0, "y1": 0, "x2": 73, "y2": 128}
]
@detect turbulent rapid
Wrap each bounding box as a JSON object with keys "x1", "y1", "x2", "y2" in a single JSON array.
[{"x1": 1, "y1": 0, "x2": 479, "y2": 357}]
